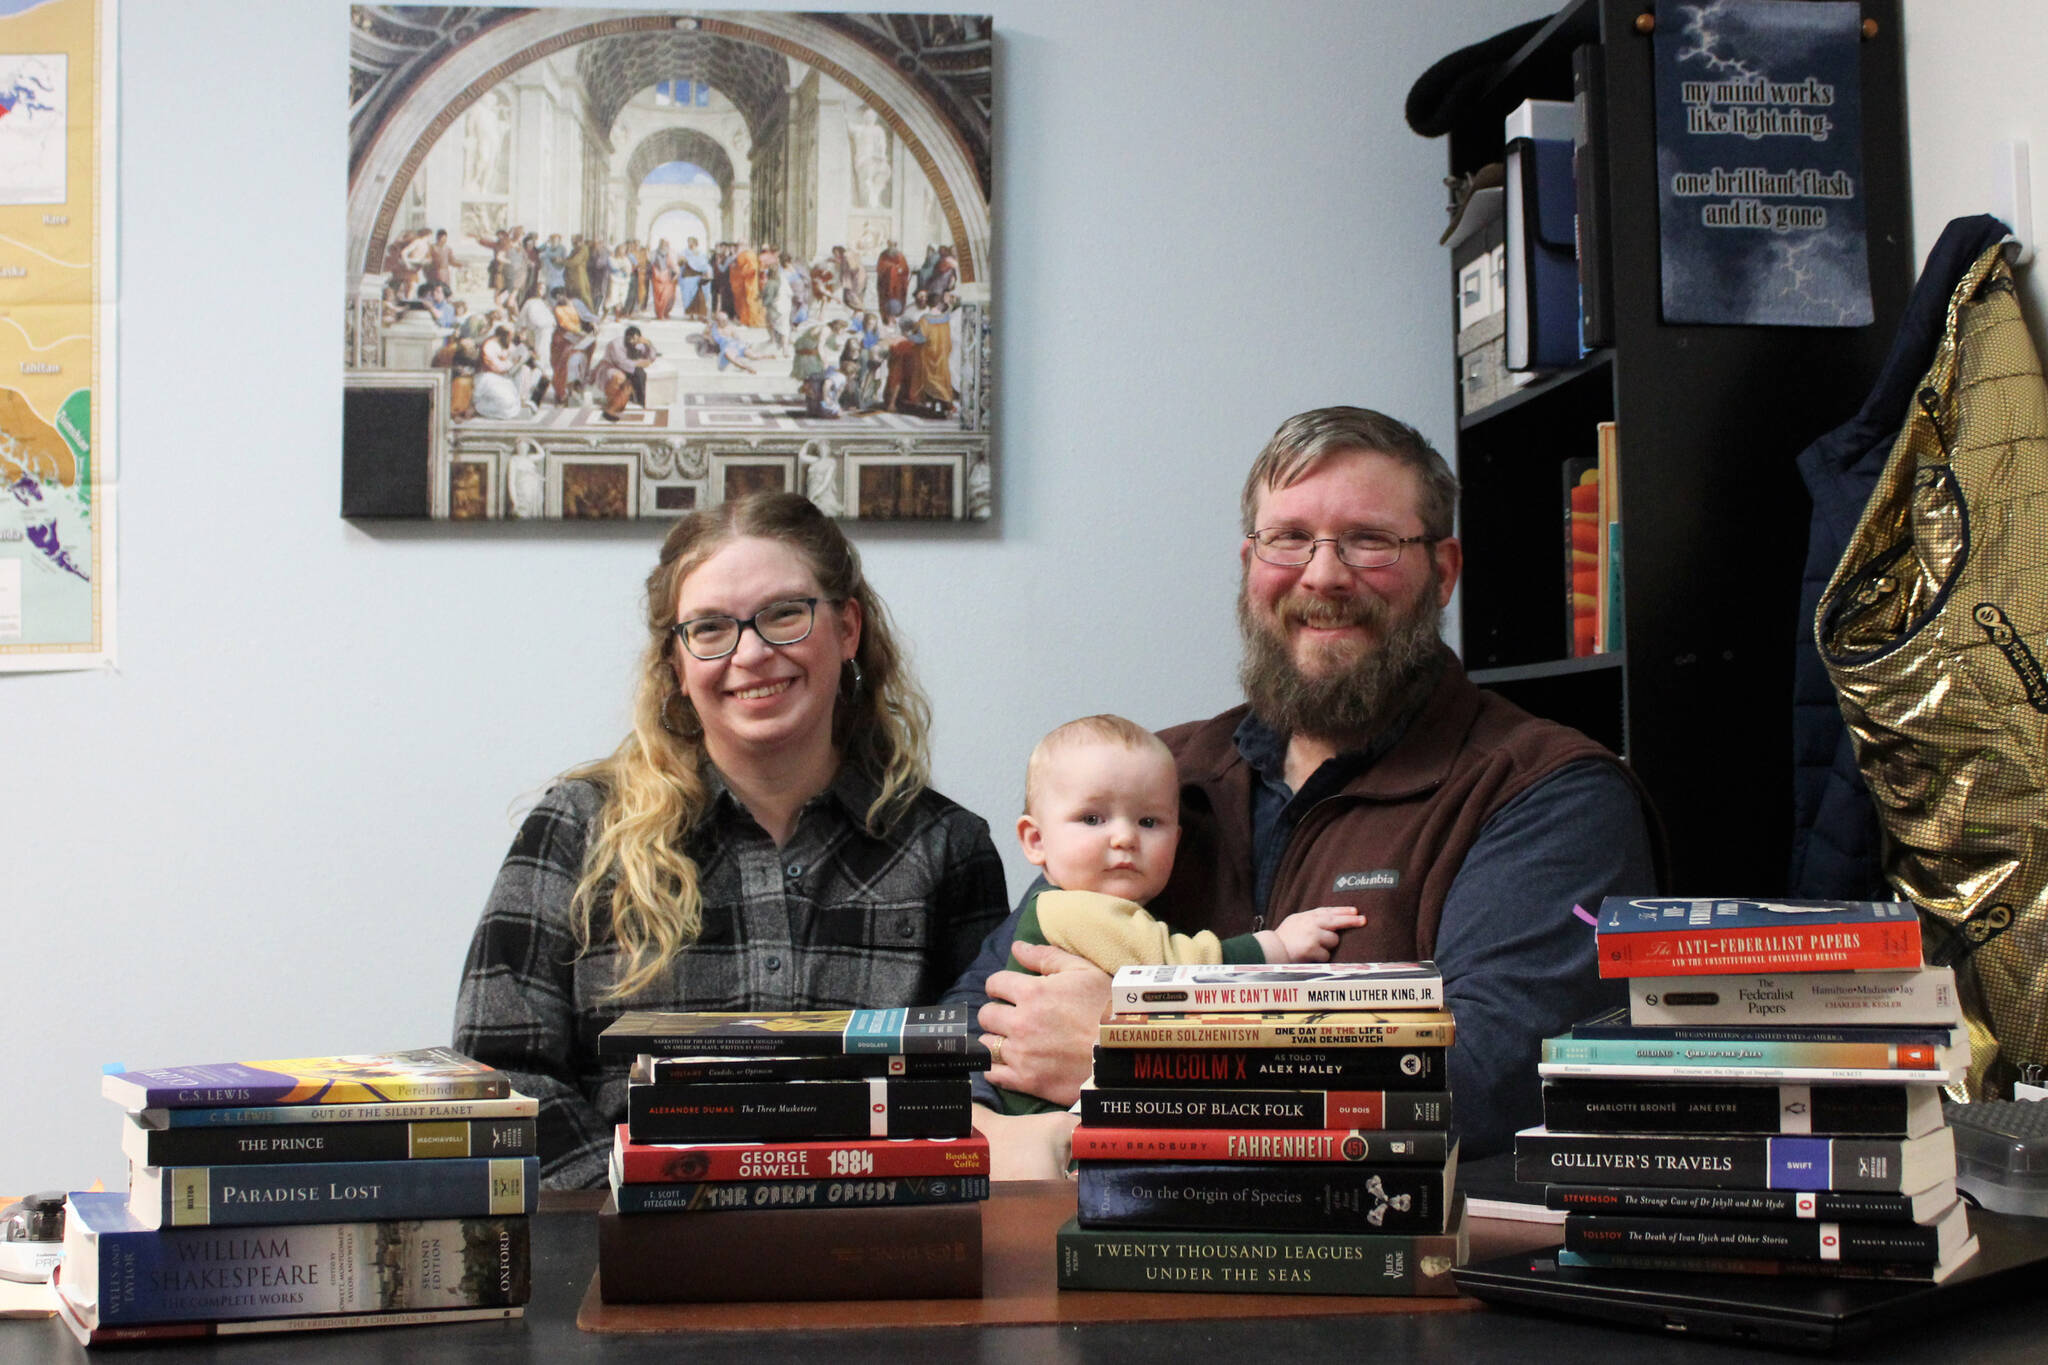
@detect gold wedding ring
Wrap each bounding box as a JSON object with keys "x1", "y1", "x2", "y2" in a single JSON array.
[{"x1": 987, "y1": 1034, "x2": 1004, "y2": 1068}]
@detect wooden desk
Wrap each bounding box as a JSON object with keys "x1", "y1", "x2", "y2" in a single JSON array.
[{"x1": 12, "y1": 1186, "x2": 2043, "y2": 1363}]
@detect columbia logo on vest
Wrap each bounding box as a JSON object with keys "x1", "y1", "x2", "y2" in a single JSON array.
[{"x1": 1333, "y1": 870, "x2": 1399, "y2": 892}]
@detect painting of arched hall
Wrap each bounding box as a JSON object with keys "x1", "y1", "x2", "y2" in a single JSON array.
[{"x1": 344, "y1": 9, "x2": 992, "y2": 522}]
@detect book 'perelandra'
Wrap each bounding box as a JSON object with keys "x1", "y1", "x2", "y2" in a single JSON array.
[
  {"x1": 102, "y1": 1049, "x2": 510, "y2": 1111},
  {"x1": 1594, "y1": 898, "x2": 1923, "y2": 978},
  {"x1": 1110, "y1": 962, "x2": 1443, "y2": 1014}
]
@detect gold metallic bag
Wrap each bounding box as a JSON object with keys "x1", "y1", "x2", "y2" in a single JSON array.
[{"x1": 1818, "y1": 243, "x2": 2048, "y2": 1098}]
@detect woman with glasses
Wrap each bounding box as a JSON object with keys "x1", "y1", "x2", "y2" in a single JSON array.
[{"x1": 455, "y1": 492, "x2": 1009, "y2": 1188}]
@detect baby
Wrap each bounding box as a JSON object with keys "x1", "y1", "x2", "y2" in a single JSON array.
[{"x1": 993, "y1": 714, "x2": 1362, "y2": 1113}]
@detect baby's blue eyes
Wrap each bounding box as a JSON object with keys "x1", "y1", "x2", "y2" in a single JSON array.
[{"x1": 1138, "y1": 817, "x2": 1161, "y2": 828}]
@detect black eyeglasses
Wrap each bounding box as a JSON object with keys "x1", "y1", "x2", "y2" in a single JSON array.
[
  {"x1": 672, "y1": 597, "x2": 828, "y2": 660},
  {"x1": 1247, "y1": 528, "x2": 1439, "y2": 569}
]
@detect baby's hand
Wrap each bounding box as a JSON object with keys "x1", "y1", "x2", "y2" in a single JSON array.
[{"x1": 1261, "y1": 906, "x2": 1367, "y2": 964}]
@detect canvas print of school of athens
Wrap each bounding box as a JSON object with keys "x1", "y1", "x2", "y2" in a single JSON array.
[{"x1": 345, "y1": 8, "x2": 992, "y2": 521}]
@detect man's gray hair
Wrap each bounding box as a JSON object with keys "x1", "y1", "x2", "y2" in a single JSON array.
[{"x1": 1239, "y1": 407, "x2": 1460, "y2": 541}]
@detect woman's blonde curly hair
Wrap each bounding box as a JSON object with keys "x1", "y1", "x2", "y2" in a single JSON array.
[{"x1": 568, "y1": 492, "x2": 932, "y2": 998}]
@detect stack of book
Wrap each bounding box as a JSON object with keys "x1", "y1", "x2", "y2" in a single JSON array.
[
  {"x1": 57, "y1": 1048, "x2": 537, "y2": 1345},
  {"x1": 1519, "y1": 897, "x2": 1977, "y2": 1282},
  {"x1": 594, "y1": 1006, "x2": 992, "y2": 1302},
  {"x1": 1058, "y1": 962, "x2": 1466, "y2": 1296}
]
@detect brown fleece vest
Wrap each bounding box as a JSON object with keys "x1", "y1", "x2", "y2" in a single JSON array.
[{"x1": 1154, "y1": 658, "x2": 1635, "y2": 959}]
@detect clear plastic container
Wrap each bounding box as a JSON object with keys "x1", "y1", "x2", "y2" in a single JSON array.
[{"x1": 1946, "y1": 1100, "x2": 2048, "y2": 1217}]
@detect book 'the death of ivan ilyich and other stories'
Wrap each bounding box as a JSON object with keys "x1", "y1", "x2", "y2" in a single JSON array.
[
  {"x1": 1071, "y1": 1126, "x2": 1452, "y2": 1165},
  {"x1": 626, "y1": 1076, "x2": 972, "y2": 1143},
  {"x1": 60, "y1": 1192, "x2": 531, "y2": 1327},
  {"x1": 596, "y1": 1196, "x2": 982, "y2": 1302},
  {"x1": 1544, "y1": 1181, "x2": 1959, "y2": 1225},
  {"x1": 1091, "y1": 1045, "x2": 1448, "y2": 1090},
  {"x1": 1055, "y1": 1213, "x2": 1468, "y2": 1295},
  {"x1": 1562, "y1": 1198, "x2": 1972, "y2": 1267},
  {"x1": 1628, "y1": 966, "x2": 1960, "y2": 1027},
  {"x1": 123, "y1": 1115, "x2": 538, "y2": 1169},
  {"x1": 608, "y1": 1170, "x2": 990, "y2": 1214},
  {"x1": 1593, "y1": 898, "x2": 1923, "y2": 978},
  {"x1": 127, "y1": 1156, "x2": 539, "y2": 1230},
  {"x1": 1080, "y1": 1087, "x2": 1450, "y2": 1131},
  {"x1": 597, "y1": 1007, "x2": 988, "y2": 1060},
  {"x1": 102, "y1": 1049, "x2": 512, "y2": 1111},
  {"x1": 1538, "y1": 1077, "x2": 1948, "y2": 1138},
  {"x1": 1515, "y1": 1127, "x2": 1957, "y2": 1193},
  {"x1": 1077, "y1": 1158, "x2": 1458, "y2": 1235},
  {"x1": 1110, "y1": 963, "x2": 1443, "y2": 1014},
  {"x1": 609, "y1": 1126, "x2": 990, "y2": 1184},
  {"x1": 1096, "y1": 1011, "x2": 1455, "y2": 1048},
  {"x1": 132, "y1": 1093, "x2": 539, "y2": 1130}
]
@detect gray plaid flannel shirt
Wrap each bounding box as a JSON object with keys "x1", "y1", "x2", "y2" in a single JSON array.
[{"x1": 454, "y1": 769, "x2": 1007, "y2": 1188}]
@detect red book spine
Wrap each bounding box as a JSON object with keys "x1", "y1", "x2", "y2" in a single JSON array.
[
  {"x1": 612, "y1": 1127, "x2": 989, "y2": 1183},
  {"x1": 1598, "y1": 923, "x2": 1923, "y2": 978},
  {"x1": 1071, "y1": 1127, "x2": 1448, "y2": 1163}
]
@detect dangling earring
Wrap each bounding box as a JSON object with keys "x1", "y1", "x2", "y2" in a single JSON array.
[
  {"x1": 841, "y1": 657, "x2": 866, "y2": 704},
  {"x1": 661, "y1": 688, "x2": 701, "y2": 739}
]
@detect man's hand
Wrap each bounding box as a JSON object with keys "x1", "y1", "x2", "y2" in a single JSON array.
[{"x1": 976, "y1": 941, "x2": 1110, "y2": 1108}]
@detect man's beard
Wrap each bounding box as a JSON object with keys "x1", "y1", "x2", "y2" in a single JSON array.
[{"x1": 1237, "y1": 571, "x2": 1446, "y2": 741}]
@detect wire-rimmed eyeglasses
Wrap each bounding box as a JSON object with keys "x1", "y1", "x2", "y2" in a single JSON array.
[
  {"x1": 1246, "y1": 528, "x2": 1439, "y2": 569},
  {"x1": 672, "y1": 597, "x2": 828, "y2": 660}
]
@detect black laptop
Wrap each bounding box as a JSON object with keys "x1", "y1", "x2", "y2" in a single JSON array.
[{"x1": 1455, "y1": 1205, "x2": 2048, "y2": 1351}]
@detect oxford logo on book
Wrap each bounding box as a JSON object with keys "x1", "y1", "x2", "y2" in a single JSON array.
[{"x1": 1334, "y1": 870, "x2": 1400, "y2": 892}]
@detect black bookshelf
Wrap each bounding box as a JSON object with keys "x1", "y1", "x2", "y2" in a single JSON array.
[{"x1": 1446, "y1": 0, "x2": 1910, "y2": 894}]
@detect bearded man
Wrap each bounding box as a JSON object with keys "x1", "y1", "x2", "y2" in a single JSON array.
[{"x1": 945, "y1": 406, "x2": 1660, "y2": 1172}]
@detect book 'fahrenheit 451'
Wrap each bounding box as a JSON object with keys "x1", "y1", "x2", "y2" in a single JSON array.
[
  {"x1": 101, "y1": 1049, "x2": 510, "y2": 1111},
  {"x1": 597, "y1": 1007, "x2": 988, "y2": 1060},
  {"x1": 1594, "y1": 898, "x2": 1923, "y2": 978},
  {"x1": 1110, "y1": 963, "x2": 1443, "y2": 1014},
  {"x1": 1071, "y1": 1126, "x2": 1453, "y2": 1165}
]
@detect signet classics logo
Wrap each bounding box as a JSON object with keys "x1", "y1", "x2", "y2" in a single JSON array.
[{"x1": 1334, "y1": 870, "x2": 1399, "y2": 892}]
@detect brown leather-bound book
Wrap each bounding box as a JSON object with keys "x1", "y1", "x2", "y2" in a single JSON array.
[{"x1": 596, "y1": 1194, "x2": 983, "y2": 1301}]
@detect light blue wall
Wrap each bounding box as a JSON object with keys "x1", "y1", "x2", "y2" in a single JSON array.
[{"x1": 6, "y1": 0, "x2": 1546, "y2": 1189}]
